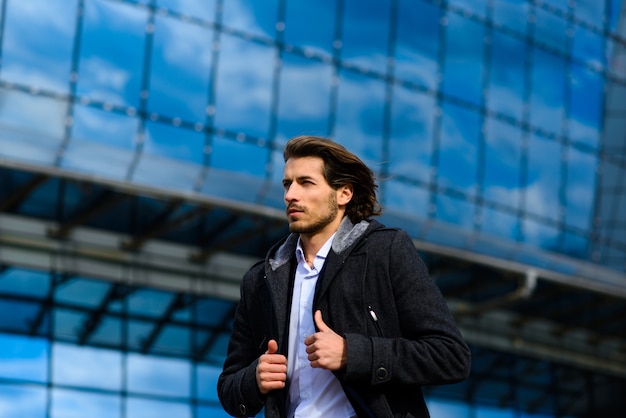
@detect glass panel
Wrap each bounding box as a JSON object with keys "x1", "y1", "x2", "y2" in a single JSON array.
[
  {"x1": 448, "y1": 0, "x2": 487, "y2": 18},
  {"x1": 388, "y1": 87, "x2": 435, "y2": 179},
  {"x1": 196, "y1": 364, "x2": 221, "y2": 402},
  {"x1": 562, "y1": 231, "x2": 588, "y2": 259},
  {"x1": 492, "y1": 0, "x2": 528, "y2": 35},
  {"x1": 143, "y1": 121, "x2": 206, "y2": 164},
  {"x1": 76, "y1": 0, "x2": 147, "y2": 107},
  {"x1": 383, "y1": 180, "x2": 430, "y2": 220},
  {"x1": 52, "y1": 343, "x2": 121, "y2": 390},
  {"x1": 0, "y1": 268, "x2": 50, "y2": 299},
  {"x1": 127, "y1": 288, "x2": 175, "y2": 318},
  {"x1": 127, "y1": 397, "x2": 191, "y2": 418},
  {"x1": 0, "y1": 384, "x2": 47, "y2": 418},
  {"x1": 0, "y1": 300, "x2": 42, "y2": 334},
  {"x1": 480, "y1": 206, "x2": 520, "y2": 241},
  {"x1": 213, "y1": 33, "x2": 274, "y2": 138},
  {"x1": 152, "y1": 324, "x2": 190, "y2": 355},
  {"x1": 575, "y1": 0, "x2": 606, "y2": 27},
  {"x1": 334, "y1": 70, "x2": 385, "y2": 166},
  {"x1": 89, "y1": 315, "x2": 123, "y2": 346},
  {"x1": 210, "y1": 136, "x2": 269, "y2": 178},
  {"x1": 564, "y1": 147, "x2": 596, "y2": 230},
  {"x1": 127, "y1": 319, "x2": 155, "y2": 351},
  {"x1": 222, "y1": 0, "x2": 279, "y2": 38},
  {"x1": 569, "y1": 64, "x2": 602, "y2": 148},
  {"x1": 53, "y1": 308, "x2": 86, "y2": 342},
  {"x1": 437, "y1": 102, "x2": 481, "y2": 195},
  {"x1": 395, "y1": 0, "x2": 440, "y2": 90},
  {"x1": 341, "y1": 0, "x2": 390, "y2": 73},
  {"x1": 488, "y1": 30, "x2": 526, "y2": 121},
  {"x1": 483, "y1": 118, "x2": 522, "y2": 207},
  {"x1": 51, "y1": 388, "x2": 121, "y2": 418},
  {"x1": 127, "y1": 353, "x2": 191, "y2": 397},
  {"x1": 283, "y1": 0, "x2": 336, "y2": 55},
  {"x1": 534, "y1": 8, "x2": 567, "y2": 54},
  {"x1": 1, "y1": 0, "x2": 78, "y2": 93},
  {"x1": 275, "y1": 53, "x2": 333, "y2": 140},
  {"x1": 55, "y1": 277, "x2": 111, "y2": 309},
  {"x1": 156, "y1": 0, "x2": 217, "y2": 21},
  {"x1": 435, "y1": 193, "x2": 476, "y2": 231},
  {"x1": 572, "y1": 25, "x2": 605, "y2": 67},
  {"x1": 0, "y1": 333, "x2": 48, "y2": 382},
  {"x1": 524, "y1": 135, "x2": 561, "y2": 221},
  {"x1": 196, "y1": 405, "x2": 232, "y2": 418},
  {"x1": 148, "y1": 14, "x2": 214, "y2": 123},
  {"x1": 442, "y1": 12, "x2": 485, "y2": 105},
  {"x1": 0, "y1": 89, "x2": 67, "y2": 164},
  {"x1": 529, "y1": 48, "x2": 565, "y2": 134},
  {"x1": 521, "y1": 217, "x2": 560, "y2": 251}
]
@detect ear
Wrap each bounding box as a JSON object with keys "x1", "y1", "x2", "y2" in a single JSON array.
[{"x1": 337, "y1": 184, "x2": 353, "y2": 206}]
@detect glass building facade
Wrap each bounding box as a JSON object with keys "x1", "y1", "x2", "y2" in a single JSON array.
[{"x1": 0, "y1": 0, "x2": 624, "y2": 417}]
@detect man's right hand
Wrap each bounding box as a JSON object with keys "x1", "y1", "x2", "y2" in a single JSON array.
[{"x1": 256, "y1": 339, "x2": 287, "y2": 394}]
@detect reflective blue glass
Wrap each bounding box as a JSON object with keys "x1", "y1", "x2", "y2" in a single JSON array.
[
  {"x1": 483, "y1": 118, "x2": 522, "y2": 206},
  {"x1": 480, "y1": 206, "x2": 520, "y2": 241},
  {"x1": 148, "y1": 15, "x2": 214, "y2": 123},
  {"x1": 0, "y1": 384, "x2": 47, "y2": 418},
  {"x1": 488, "y1": 30, "x2": 526, "y2": 120},
  {"x1": 143, "y1": 121, "x2": 206, "y2": 164},
  {"x1": 533, "y1": 8, "x2": 567, "y2": 54},
  {"x1": 437, "y1": 102, "x2": 481, "y2": 194},
  {"x1": 127, "y1": 397, "x2": 191, "y2": 418},
  {"x1": 341, "y1": 0, "x2": 390, "y2": 73},
  {"x1": 0, "y1": 300, "x2": 42, "y2": 334},
  {"x1": 524, "y1": 135, "x2": 561, "y2": 221},
  {"x1": 0, "y1": 90, "x2": 67, "y2": 165},
  {"x1": 76, "y1": 0, "x2": 147, "y2": 107},
  {"x1": 492, "y1": 0, "x2": 528, "y2": 35},
  {"x1": 127, "y1": 353, "x2": 191, "y2": 397},
  {"x1": 213, "y1": 34, "x2": 274, "y2": 138},
  {"x1": 222, "y1": 0, "x2": 279, "y2": 39},
  {"x1": 128, "y1": 319, "x2": 154, "y2": 351},
  {"x1": 383, "y1": 180, "x2": 430, "y2": 220},
  {"x1": 156, "y1": 0, "x2": 217, "y2": 21},
  {"x1": 575, "y1": 0, "x2": 606, "y2": 26},
  {"x1": 0, "y1": 333, "x2": 48, "y2": 382},
  {"x1": 529, "y1": 48, "x2": 565, "y2": 134},
  {"x1": 442, "y1": 12, "x2": 485, "y2": 105},
  {"x1": 89, "y1": 316, "x2": 123, "y2": 346},
  {"x1": 55, "y1": 278, "x2": 111, "y2": 309},
  {"x1": 435, "y1": 193, "x2": 475, "y2": 231},
  {"x1": 569, "y1": 64, "x2": 602, "y2": 148},
  {"x1": 210, "y1": 136, "x2": 269, "y2": 178},
  {"x1": 1, "y1": 0, "x2": 78, "y2": 94},
  {"x1": 0, "y1": 268, "x2": 50, "y2": 299},
  {"x1": 564, "y1": 148, "x2": 596, "y2": 230},
  {"x1": 196, "y1": 364, "x2": 221, "y2": 401},
  {"x1": 395, "y1": 0, "x2": 440, "y2": 90},
  {"x1": 521, "y1": 217, "x2": 560, "y2": 251},
  {"x1": 276, "y1": 53, "x2": 333, "y2": 140},
  {"x1": 283, "y1": 0, "x2": 336, "y2": 55},
  {"x1": 334, "y1": 70, "x2": 385, "y2": 165},
  {"x1": 562, "y1": 231, "x2": 588, "y2": 258},
  {"x1": 53, "y1": 308, "x2": 86, "y2": 342},
  {"x1": 572, "y1": 25, "x2": 605, "y2": 67},
  {"x1": 52, "y1": 343, "x2": 121, "y2": 390},
  {"x1": 388, "y1": 87, "x2": 435, "y2": 180},
  {"x1": 127, "y1": 288, "x2": 176, "y2": 318},
  {"x1": 197, "y1": 405, "x2": 232, "y2": 418},
  {"x1": 448, "y1": 0, "x2": 488, "y2": 18},
  {"x1": 152, "y1": 324, "x2": 191, "y2": 355},
  {"x1": 51, "y1": 388, "x2": 121, "y2": 418}
]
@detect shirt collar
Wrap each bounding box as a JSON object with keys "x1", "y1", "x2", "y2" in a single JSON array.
[{"x1": 295, "y1": 233, "x2": 336, "y2": 264}]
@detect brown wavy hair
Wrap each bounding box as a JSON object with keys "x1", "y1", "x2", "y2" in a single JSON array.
[{"x1": 283, "y1": 135, "x2": 382, "y2": 222}]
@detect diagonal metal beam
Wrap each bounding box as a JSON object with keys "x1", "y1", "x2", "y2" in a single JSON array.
[
  {"x1": 78, "y1": 283, "x2": 136, "y2": 345},
  {"x1": 0, "y1": 174, "x2": 48, "y2": 212},
  {"x1": 140, "y1": 293, "x2": 193, "y2": 354}
]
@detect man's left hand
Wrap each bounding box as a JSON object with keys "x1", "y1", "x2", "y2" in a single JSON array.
[{"x1": 304, "y1": 310, "x2": 347, "y2": 371}]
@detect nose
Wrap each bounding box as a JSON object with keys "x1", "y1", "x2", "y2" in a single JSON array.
[{"x1": 284, "y1": 183, "x2": 298, "y2": 203}]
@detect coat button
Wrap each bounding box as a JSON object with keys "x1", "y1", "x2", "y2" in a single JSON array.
[
  {"x1": 376, "y1": 367, "x2": 388, "y2": 380},
  {"x1": 239, "y1": 404, "x2": 247, "y2": 415}
]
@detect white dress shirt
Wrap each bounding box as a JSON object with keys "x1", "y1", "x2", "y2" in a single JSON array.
[{"x1": 286, "y1": 234, "x2": 356, "y2": 418}]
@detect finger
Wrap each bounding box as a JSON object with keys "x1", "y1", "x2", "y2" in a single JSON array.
[
  {"x1": 314, "y1": 310, "x2": 331, "y2": 332},
  {"x1": 266, "y1": 339, "x2": 279, "y2": 354}
]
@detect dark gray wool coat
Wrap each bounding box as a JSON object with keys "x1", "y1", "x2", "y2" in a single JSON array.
[{"x1": 218, "y1": 217, "x2": 471, "y2": 418}]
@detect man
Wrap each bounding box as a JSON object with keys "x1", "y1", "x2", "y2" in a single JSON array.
[{"x1": 218, "y1": 135, "x2": 470, "y2": 417}]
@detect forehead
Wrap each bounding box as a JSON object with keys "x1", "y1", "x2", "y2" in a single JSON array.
[{"x1": 283, "y1": 156, "x2": 325, "y2": 177}]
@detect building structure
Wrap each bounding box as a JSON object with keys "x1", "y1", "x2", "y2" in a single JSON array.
[{"x1": 0, "y1": 0, "x2": 625, "y2": 416}]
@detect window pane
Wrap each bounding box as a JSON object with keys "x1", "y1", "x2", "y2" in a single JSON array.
[
  {"x1": 0, "y1": 384, "x2": 47, "y2": 418},
  {"x1": 575, "y1": 0, "x2": 605, "y2": 27},
  {"x1": 209, "y1": 136, "x2": 269, "y2": 178},
  {"x1": 389, "y1": 87, "x2": 435, "y2": 179},
  {"x1": 492, "y1": 0, "x2": 528, "y2": 35},
  {"x1": 127, "y1": 397, "x2": 191, "y2": 418},
  {"x1": 0, "y1": 268, "x2": 50, "y2": 299},
  {"x1": 276, "y1": 53, "x2": 333, "y2": 140},
  {"x1": 569, "y1": 65, "x2": 603, "y2": 149},
  {"x1": 0, "y1": 333, "x2": 48, "y2": 382},
  {"x1": 442, "y1": 13, "x2": 485, "y2": 105},
  {"x1": 384, "y1": 180, "x2": 430, "y2": 220},
  {"x1": 564, "y1": 148, "x2": 596, "y2": 230},
  {"x1": 156, "y1": 0, "x2": 217, "y2": 21},
  {"x1": 334, "y1": 70, "x2": 385, "y2": 165},
  {"x1": 436, "y1": 193, "x2": 475, "y2": 231},
  {"x1": 196, "y1": 364, "x2": 221, "y2": 402},
  {"x1": 55, "y1": 278, "x2": 111, "y2": 309},
  {"x1": 524, "y1": 135, "x2": 561, "y2": 221},
  {"x1": 480, "y1": 206, "x2": 520, "y2": 241},
  {"x1": 52, "y1": 343, "x2": 121, "y2": 390},
  {"x1": 143, "y1": 121, "x2": 206, "y2": 164},
  {"x1": 51, "y1": 388, "x2": 121, "y2": 418},
  {"x1": 1, "y1": 0, "x2": 78, "y2": 93},
  {"x1": 341, "y1": 0, "x2": 390, "y2": 73},
  {"x1": 148, "y1": 15, "x2": 214, "y2": 122},
  {"x1": 283, "y1": 0, "x2": 336, "y2": 55},
  {"x1": 213, "y1": 34, "x2": 274, "y2": 138},
  {"x1": 437, "y1": 102, "x2": 481, "y2": 194},
  {"x1": 127, "y1": 353, "x2": 191, "y2": 397},
  {"x1": 533, "y1": 8, "x2": 567, "y2": 54},
  {"x1": 76, "y1": 0, "x2": 146, "y2": 107},
  {"x1": 488, "y1": 30, "x2": 526, "y2": 121},
  {"x1": 530, "y1": 49, "x2": 565, "y2": 134},
  {"x1": 395, "y1": 0, "x2": 440, "y2": 89},
  {"x1": 222, "y1": 0, "x2": 279, "y2": 39},
  {"x1": 483, "y1": 118, "x2": 522, "y2": 206}
]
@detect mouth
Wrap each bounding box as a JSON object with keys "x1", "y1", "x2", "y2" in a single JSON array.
[{"x1": 286, "y1": 206, "x2": 305, "y2": 217}]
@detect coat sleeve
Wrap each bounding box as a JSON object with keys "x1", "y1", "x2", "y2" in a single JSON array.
[
  {"x1": 217, "y1": 270, "x2": 267, "y2": 417},
  {"x1": 342, "y1": 229, "x2": 471, "y2": 387}
]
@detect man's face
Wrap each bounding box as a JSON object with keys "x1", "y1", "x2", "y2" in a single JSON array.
[{"x1": 282, "y1": 156, "x2": 346, "y2": 236}]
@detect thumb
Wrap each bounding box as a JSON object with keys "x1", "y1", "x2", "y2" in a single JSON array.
[
  {"x1": 314, "y1": 310, "x2": 331, "y2": 332},
  {"x1": 266, "y1": 339, "x2": 279, "y2": 354}
]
